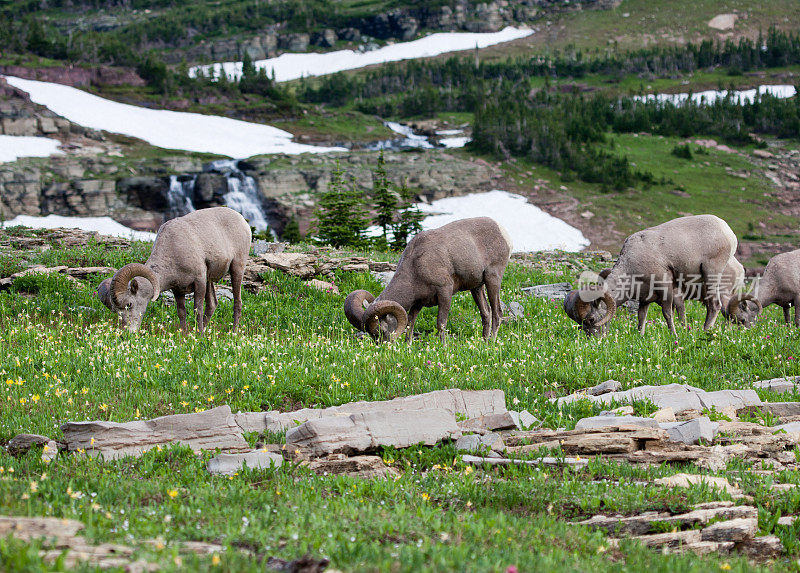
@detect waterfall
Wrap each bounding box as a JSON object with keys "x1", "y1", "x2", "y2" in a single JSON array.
[{"x1": 166, "y1": 160, "x2": 272, "y2": 234}]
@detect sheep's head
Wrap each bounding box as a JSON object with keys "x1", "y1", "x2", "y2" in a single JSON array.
[
  {"x1": 344, "y1": 290, "x2": 408, "y2": 342},
  {"x1": 563, "y1": 282, "x2": 616, "y2": 336},
  {"x1": 726, "y1": 294, "x2": 762, "y2": 327},
  {"x1": 98, "y1": 264, "x2": 159, "y2": 332}
]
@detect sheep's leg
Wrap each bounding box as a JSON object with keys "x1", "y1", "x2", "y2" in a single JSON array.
[
  {"x1": 485, "y1": 274, "x2": 503, "y2": 340},
  {"x1": 175, "y1": 291, "x2": 188, "y2": 334},
  {"x1": 784, "y1": 304, "x2": 792, "y2": 325},
  {"x1": 406, "y1": 306, "x2": 421, "y2": 343},
  {"x1": 435, "y1": 291, "x2": 453, "y2": 342},
  {"x1": 701, "y1": 268, "x2": 723, "y2": 331},
  {"x1": 204, "y1": 281, "x2": 217, "y2": 326},
  {"x1": 230, "y1": 260, "x2": 245, "y2": 332},
  {"x1": 674, "y1": 296, "x2": 687, "y2": 328},
  {"x1": 637, "y1": 302, "x2": 651, "y2": 334},
  {"x1": 471, "y1": 286, "x2": 492, "y2": 339},
  {"x1": 661, "y1": 297, "x2": 677, "y2": 336},
  {"x1": 193, "y1": 279, "x2": 207, "y2": 333},
  {"x1": 794, "y1": 298, "x2": 800, "y2": 328}
]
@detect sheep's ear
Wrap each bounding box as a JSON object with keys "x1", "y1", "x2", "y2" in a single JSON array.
[
  {"x1": 97, "y1": 279, "x2": 113, "y2": 309},
  {"x1": 130, "y1": 279, "x2": 139, "y2": 295}
]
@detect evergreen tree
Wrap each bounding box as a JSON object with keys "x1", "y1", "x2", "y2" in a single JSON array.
[
  {"x1": 371, "y1": 150, "x2": 397, "y2": 247},
  {"x1": 281, "y1": 216, "x2": 303, "y2": 244},
  {"x1": 313, "y1": 162, "x2": 368, "y2": 248},
  {"x1": 391, "y1": 179, "x2": 423, "y2": 250}
]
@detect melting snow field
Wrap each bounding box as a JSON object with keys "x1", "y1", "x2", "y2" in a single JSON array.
[
  {"x1": 192, "y1": 27, "x2": 533, "y2": 83},
  {"x1": 636, "y1": 84, "x2": 796, "y2": 105},
  {"x1": 0, "y1": 135, "x2": 63, "y2": 163},
  {"x1": 3, "y1": 215, "x2": 157, "y2": 241},
  {"x1": 2, "y1": 76, "x2": 345, "y2": 158},
  {"x1": 416, "y1": 191, "x2": 588, "y2": 252}
]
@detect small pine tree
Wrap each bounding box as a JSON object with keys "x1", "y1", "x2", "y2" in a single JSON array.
[
  {"x1": 391, "y1": 179, "x2": 423, "y2": 250},
  {"x1": 281, "y1": 216, "x2": 303, "y2": 244},
  {"x1": 314, "y1": 162, "x2": 369, "y2": 248},
  {"x1": 371, "y1": 150, "x2": 397, "y2": 247}
]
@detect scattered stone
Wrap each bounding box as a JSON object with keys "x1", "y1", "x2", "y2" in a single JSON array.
[
  {"x1": 660, "y1": 416, "x2": 716, "y2": 445},
  {"x1": 207, "y1": 450, "x2": 284, "y2": 475},
  {"x1": 252, "y1": 240, "x2": 287, "y2": 256},
  {"x1": 578, "y1": 505, "x2": 757, "y2": 536},
  {"x1": 599, "y1": 405, "x2": 634, "y2": 416},
  {"x1": 574, "y1": 416, "x2": 659, "y2": 431},
  {"x1": 64, "y1": 266, "x2": 115, "y2": 280},
  {"x1": 738, "y1": 535, "x2": 784, "y2": 558},
  {"x1": 753, "y1": 402, "x2": 800, "y2": 418},
  {"x1": 631, "y1": 529, "x2": 701, "y2": 549},
  {"x1": 708, "y1": 13, "x2": 737, "y2": 31},
  {"x1": 500, "y1": 300, "x2": 525, "y2": 321},
  {"x1": 654, "y1": 473, "x2": 741, "y2": 495},
  {"x1": 455, "y1": 432, "x2": 505, "y2": 454},
  {"x1": 752, "y1": 149, "x2": 775, "y2": 160},
  {"x1": 305, "y1": 278, "x2": 339, "y2": 295},
  {"x1": 370, "y1": 270, "x2": 395, "y2": 286},
  {"x1": 61, "y1": 405, "x2": 249, "y2": 460},
  {"x1": 773, "y1": 421, "x2": 800, "y2": 433},
  {"x1": 670, "y1": 540, "x2": 734, "y2": 555},
  {"x1": 6, "y1": 433, "x2": 51, "y2": 456},
  {"x1": 754, "y1": 377, "x2": 800, "y2": 394},
  {"x1": 265, "y1": 554, "x2": 329, "y2": 572},
  {"x1": 700, "y1": 517, "x2": 757, "y2": 543},
  {"x1": 518, "y1": 410, "x2": 539, "y2": 430},
  {"x1": 653, "y1": 408, "x2": 676, "y2": 423},
  {"x1": 589, "y1": 379, "x2": 621, "y2": 396},
  {"x1": 285, "y1": 408, "x2": 460, "y2": 457},
  {"x1": 252, "y1": 388, "x2": 507, "y2": 433},
  {"x1": 305, "y1": 454, "x2": 400, "y2": 478},
  {"x1": 521, "y1": 282, "x2": 572, "y2": 300},
  {"x1": 458, "y1": 411, "x2": 517, "y2": 433}
]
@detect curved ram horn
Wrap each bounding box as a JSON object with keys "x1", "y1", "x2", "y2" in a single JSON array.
[
  {"x1": 344, "y1": 290, "x2": 375, "y2": 331},
  {"x1": 363, "y1": 300, "x2": 408, "y2": 342},
  {"x1": 111, "y1": 264, "x2": 159, "y2": 307},
  {"x1": 727, "y1": 293, "x2": 762, "y2": 321},
  {"x1": 591, "y1": 292, "x2": 617, "y2": 327}
]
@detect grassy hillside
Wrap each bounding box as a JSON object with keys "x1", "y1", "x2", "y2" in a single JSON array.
[{"x1": 2, "y1": 229, "x2": 800, "y2": 570}]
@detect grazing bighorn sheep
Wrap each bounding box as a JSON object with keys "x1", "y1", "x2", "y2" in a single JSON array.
[
  {"x1": 595, "y1": 256, "x2": 750, "y2": 330},
  {"x1": 344, "y1": 217, "x2": 512, "y2": 342},
  {"x1": 98, "y1": 207, "x2": 251, "y2": 333},
  {"x1": 728, "y1": 248, "x2": 800, "y2": 326},
  {"x1": 564, "y1": 215, "x2": 737, "y2": 335}
]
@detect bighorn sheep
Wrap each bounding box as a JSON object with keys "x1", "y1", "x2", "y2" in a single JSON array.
[
  {"x1": 98, "y1": 207, "x2": 251, "y2": 333},
  {"x1": 595, "y1": 256, "x2": 749, "y2": 330},
  {"x1": 344, "y1": 217, "x2": 512, "y2": 342},
  {"x1": 564, "y1": 215, "x2": 737, "y2": 335},
  {"x1": 728, "y1": 249, "x2": 800, "y2": 326}
]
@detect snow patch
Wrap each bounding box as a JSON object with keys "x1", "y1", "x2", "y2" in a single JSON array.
[
  {"x1": 416, "y1": 191, "x2": 588, "y2": 252},
  {"x1": 439, "y1": 136, "x2": 471, "y2": 149},
  {"x1": 2, "y1": 215, "x2": 157, "y2": 241},
  {"x1": 636, "y1": 84, "x2": 796, "y2": 105},
  {"x1": 2, "y1": 76, "x2": 345, "y2": 158},
  {"x1": 0, "y1": 135, "x2": 62, "y2": 163},
  {"x1": 192, "y1": 27, "x2": 534, "y2": 83}
]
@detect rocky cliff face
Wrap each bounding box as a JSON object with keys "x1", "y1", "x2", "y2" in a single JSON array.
[
  {"x1": 1, "y1": 150, "x2": 500, "y2": 236},
  {"x1": 172, "y1": 0, "x2": 621, "y2": 64}
]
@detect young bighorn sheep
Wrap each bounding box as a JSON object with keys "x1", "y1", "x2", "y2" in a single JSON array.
[
  {"x1": 344, "y1": 217, "x2": 512, "y2": 342},
  {"x1": 564, "y1": 215, "x2": 737, "y2": 335},
  {"x1": 728, "y1": 249, "x2": 800, "y2": 326},
  {"x1": 98, "y1": 207, "x2": 251, "y2": 333}
]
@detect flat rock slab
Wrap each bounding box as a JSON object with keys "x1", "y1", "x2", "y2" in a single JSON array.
[
  {"x1": 285, "y1": 408, "x2": 460, "y2": 457},
  {"x1": 458, "y1": 412, "x2": 517, "y2": 433},
  {"x1": 207, "y1": 450, "x2": 284, "y2": 475},
  {"x1": 738, "y1": 535, "x2": 784, "y2": 557},
  {"x1": 461, "y1": 454, "x2": 589, "y2": 468},
  {"x1": 588, "y1": 379, "x2": 621, "y2": 396},
  {"x1": 240, "y1": 388, "x2": 506, "y2": 433},
  {"x1": 754, "y1": 377, "x2": 800, "y2": 393},
  {"x1": 631, "y1": 529, "x2": 701, "y2": 549},
  {"x1": 578, "y1": 505, "x2": 757, "y2": 536},
  {"x1": 521, "y1": 282, "x2": 572, "y2": 300},
  {"x1": 655, "y1": 473, "x2": 741, "y2": 495},
  {"x1": 700, "y1": 517, "x2": 757, "y2": 542},
  {"x1": 61, "y1": 405, "x2": 249, "y2": 460},
  {"x1": 0, "y1": 516, "x2": 84, "y2": 541},
  {"x1": 305, "y1": 455, "x2": 400, "y2": 478},
  {"x1": 6, "y1": 433, "x2": 51, "y2": 456},
  {"x1": 659, "y1": 416, "x2": 717, "y2": 445},
  {"x1": 456, "y1": 432, "x2": 505, "y2": 454},
  {"x1": 575, "y1": 416, "x2": 659, "y2": 431},
  {"x1": 557, "y1": 384, "x2": 761, "y2": 414}
]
